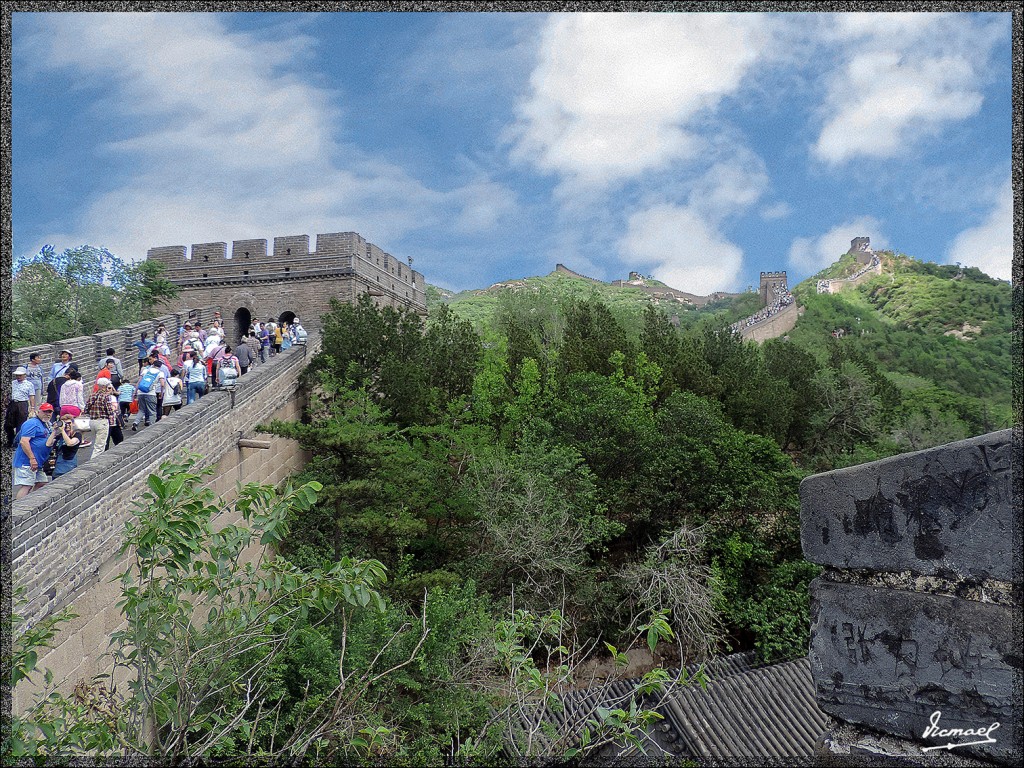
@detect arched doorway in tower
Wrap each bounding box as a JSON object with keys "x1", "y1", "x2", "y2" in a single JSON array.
[
  {"x1": 233, "y1": 307, "x2": 252, "y2": 344},
  {"x1": 278, "y1": 310, "x2": 297, "y2": 328}
]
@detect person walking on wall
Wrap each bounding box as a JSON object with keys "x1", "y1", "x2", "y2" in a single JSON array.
[
  {"x1": 133, "y1": 332, "x2": 151, "y2": 374},
  {"x1": 59, "y1": 367, "x2": 86, "y2": 416},
  {"x1": 45, "y1": 351, "x2": 74, "y2": 424},
  {"x1": 183, "y1": 351, "x2": 207, "y2": 405},
  {"x1": 6, "y1": 367, "x2": 36, "y2": 449},
  {"x1": 12, "y1": 402, "x2": 55, "y2": 499},
  {"x1": 132, "y1": 358, "x2": 165, "y2": 431},
  {"x1": 259, "y1": 323, "x2": 271, "y2": 363},
  {"x1": 26, "y1": 353, "x2": 45, "y2": 406},
  {"x1": 150, "y1": 352, "x2": 171, "y2": 421},
  {"x1": 105, "y1": 382, "x2": 125, "y2": 450},
  {"x1": 272, "y1": 321, "x2": 283, "y2": 354},
  {"x1": 86, "y1": 378, "x2": 117, "y2": 458},
  {"x1": 235, "y1": 334, "x2": 254, "y2": 375},
  {"x1": 97, "y1": 348, "x2": 125, "y2": 384},
  {"x1": 48, "y1": 349, "x2": 73, "y2": 392},
  {"x1": 117, "y1": 375, "x2": 136, "y2": 421},
  {"x1": 218, "y1": 347, "x2": 240, "y2": 387},
  {"x1": 162, "y1": 368, "x2": 184, "y2": 417}
]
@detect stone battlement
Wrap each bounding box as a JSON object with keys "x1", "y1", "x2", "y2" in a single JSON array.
[
  {"x1": 149, "y1": 231, "x2": 421, "y2": 288},
  {"x1": 149, "y1": 230, "x2": 427, "y2": 332}
]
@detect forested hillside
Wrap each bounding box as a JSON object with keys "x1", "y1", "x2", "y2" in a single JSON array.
[
  {"x1": 246, "y1": 246, "x2": 1010, "y2": 759},
  {"x1": 12, "y1": 250, "x2": 1011, "y2": 763},
  {"x1": 789, "y1": 252, "x2": 1012, "y2": 427}
]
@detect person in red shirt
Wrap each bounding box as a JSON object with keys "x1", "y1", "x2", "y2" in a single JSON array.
[{"x1": 93, "y1": 360, "x2": 113, "y2": 394}]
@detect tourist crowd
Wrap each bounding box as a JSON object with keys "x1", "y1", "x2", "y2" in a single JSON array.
[
  {"x1": 731, "y1": 284, "x2": 795, "y2": 333},
  {"x1": 7, "y1": 314, "x2": 306, "y2": 499}
]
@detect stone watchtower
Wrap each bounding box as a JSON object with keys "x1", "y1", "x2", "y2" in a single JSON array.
[
  {"x1": 148, "y1": 231, "x2": 427, "y2": 343},
  {"x1": 759, "y1": 271, "x2": 789, "y2": 307},
  {"x1": 847, "y1": 236, "x2": 874, "y2": 266}
]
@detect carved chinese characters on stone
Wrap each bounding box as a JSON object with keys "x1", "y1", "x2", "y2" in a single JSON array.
[
  {"x1": 809, "y1": 579, "x2": 1019, "y2": 763},
  {"x1": 800, "y1": 431, "x2": 1014, "y2": 580}
]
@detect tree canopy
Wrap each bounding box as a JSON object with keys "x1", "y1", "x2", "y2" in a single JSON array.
[{"x1": 12, "y1": 245, "x2": 179, "y2": 347}]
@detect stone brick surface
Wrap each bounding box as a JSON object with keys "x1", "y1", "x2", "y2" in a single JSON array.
[
  {"x1": 11, "y1": 349, "x2": 314, "y2": 712},
  {"x1": 800, "y1": 430, "x2": 1015, "y2": 581},
  {"x1": 12, "y1": 340, "x2": 315, "y2": 631},
  {"x1": 808, "y1": 578, "x2": 1020, "y2": 764},
  {"x1": 148, "y1": 230, "x2": 426, "y2": 336}
]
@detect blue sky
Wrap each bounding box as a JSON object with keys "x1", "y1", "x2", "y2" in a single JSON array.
[{"x1": 11, "y1": 11, "x2": 1014, "y2": 293}]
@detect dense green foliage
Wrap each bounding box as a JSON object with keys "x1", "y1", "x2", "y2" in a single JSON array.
[
  {"x1": 271, "y1": 296, "x2": 823, "y2": 654},
  {"x1": 11, "y1": 244, "x2": 178, "y2": 347},
  {"x1": 12, "y1": 248, "x2": 1009, "y2": 762},
  {"x1": 9, "y1": 457, "x2": 683, "y2": 764},
  {"x1": 787, "y1": 253, "x2": 1011, "y2": 428}
]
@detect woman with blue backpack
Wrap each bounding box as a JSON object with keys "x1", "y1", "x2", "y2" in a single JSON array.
[{"x1": 131, "y1": 359, "x2": 165, "y2": 431}]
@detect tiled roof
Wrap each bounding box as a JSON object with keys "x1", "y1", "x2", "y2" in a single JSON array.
[
  {"x1": 508, "y1": 652, "x2": 828, "y2": 763},
  {"x1": 658, "y1": 657, "x2": 828, "y2": 760}
]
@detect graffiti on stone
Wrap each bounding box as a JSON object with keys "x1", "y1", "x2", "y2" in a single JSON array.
[
  {"x1": 842, "y1": 622, "x2": 874, "y2": 665},
  {"x1": 935, "y1": 636, "x2": 988, "y2": 680},
  {"x1": 852, "y1": 481, "x2": 900, "y2": 544},
  {"x1": 895, "y1": 638, "x2": 919, "y2": 679}
]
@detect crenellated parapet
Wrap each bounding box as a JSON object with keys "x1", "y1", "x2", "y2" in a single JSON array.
[{"x1": 148, "y1": 231, "x2": 427, "y2": 333}]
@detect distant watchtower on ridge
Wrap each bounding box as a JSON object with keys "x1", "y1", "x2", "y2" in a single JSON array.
[
  {"x1": 759, "y1": 271, "x2": 789, "y2": 307},
  {"x1": 148, "y1": 231, "x2": 427, "y2": 343},
  {"x1": 847, "y1": 236, "x2": 875, "y2": 265}
]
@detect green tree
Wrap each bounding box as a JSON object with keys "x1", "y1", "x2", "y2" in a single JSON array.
[
  {"x1": 559, "y1": 296, "x2": 634, "y2": 378},
  {"x1": 6, "y1": 454, "x2": 407, "y2": 763},
  {"x1": 11, "y1": 245, "x2": 177, "y2": 346},
  {"x1": 312, "y1": 295, "x2": 481, "y2": 427}
]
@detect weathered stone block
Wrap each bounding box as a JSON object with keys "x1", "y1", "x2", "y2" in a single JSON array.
[
  {"x1": 809, "y1": 579, "x2": 1020, "y2": 763},
  {"x1": 800, "y1": 430, "x2": 1015, "y2": 581}
]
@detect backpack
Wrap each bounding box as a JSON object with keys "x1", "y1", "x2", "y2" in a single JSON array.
[
  {"x1": 138, "y1": 367, "x2": 159, "y2": 394},
  {"x1": 110, "y1": 371, "x2": 122, "y2": 389}
]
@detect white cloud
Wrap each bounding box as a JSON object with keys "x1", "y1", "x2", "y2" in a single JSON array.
[
  {"x1": 946, "y1": 182, "x2": 1012, "y2": 281},
  {"x1": 451, "y1": 180, "x2": 519, "y2": 235},
  {"x1": 510, "y1": 13, "x2": 768, "y2": 188},
  {"x1": 619, "y1": 204, "x2": 744, "y2": 295},
  {"x1": 813, "y1": 13, "x2": 1002, "y2": 165},
  {"x1": 686, "y1": 153, "x2": 769, "y2": 223},
  {"x1": 760, "y1": 201, "x2": 792, "y2": 221},
  {"x1": 14, "y1": 13, "x2": 487, "y2": 263},
  {"x1": 788, "y1": 217, "x2": 887, "y2": 274}
]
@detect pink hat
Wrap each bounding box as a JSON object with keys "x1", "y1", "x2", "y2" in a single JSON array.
[{"x1": 59, "y1": 405, "x2": 81, "y2": 417}]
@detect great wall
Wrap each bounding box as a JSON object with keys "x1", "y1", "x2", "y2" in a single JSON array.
[
  {"x1": 553, "y1": 261, "x2": 803, "y2": 343},
  {"x1": 6, "y1": 231, "x2": 1018, "y2": 761}
]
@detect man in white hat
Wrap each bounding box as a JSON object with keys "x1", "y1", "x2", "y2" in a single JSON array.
[{"x1": 6, "y1": 366, "x2": 36, "y2": 448}]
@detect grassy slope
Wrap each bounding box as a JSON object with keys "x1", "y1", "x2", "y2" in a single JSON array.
[
  {"x1": 431, "y1": 253, "x2": 1012, "y2": 420},
  {"x1": 431, "y1": 270, "x2": 760, "y2": 337},
  {"x1": 790, "y1": 252, "x2": 1012, "y2": 415}
]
